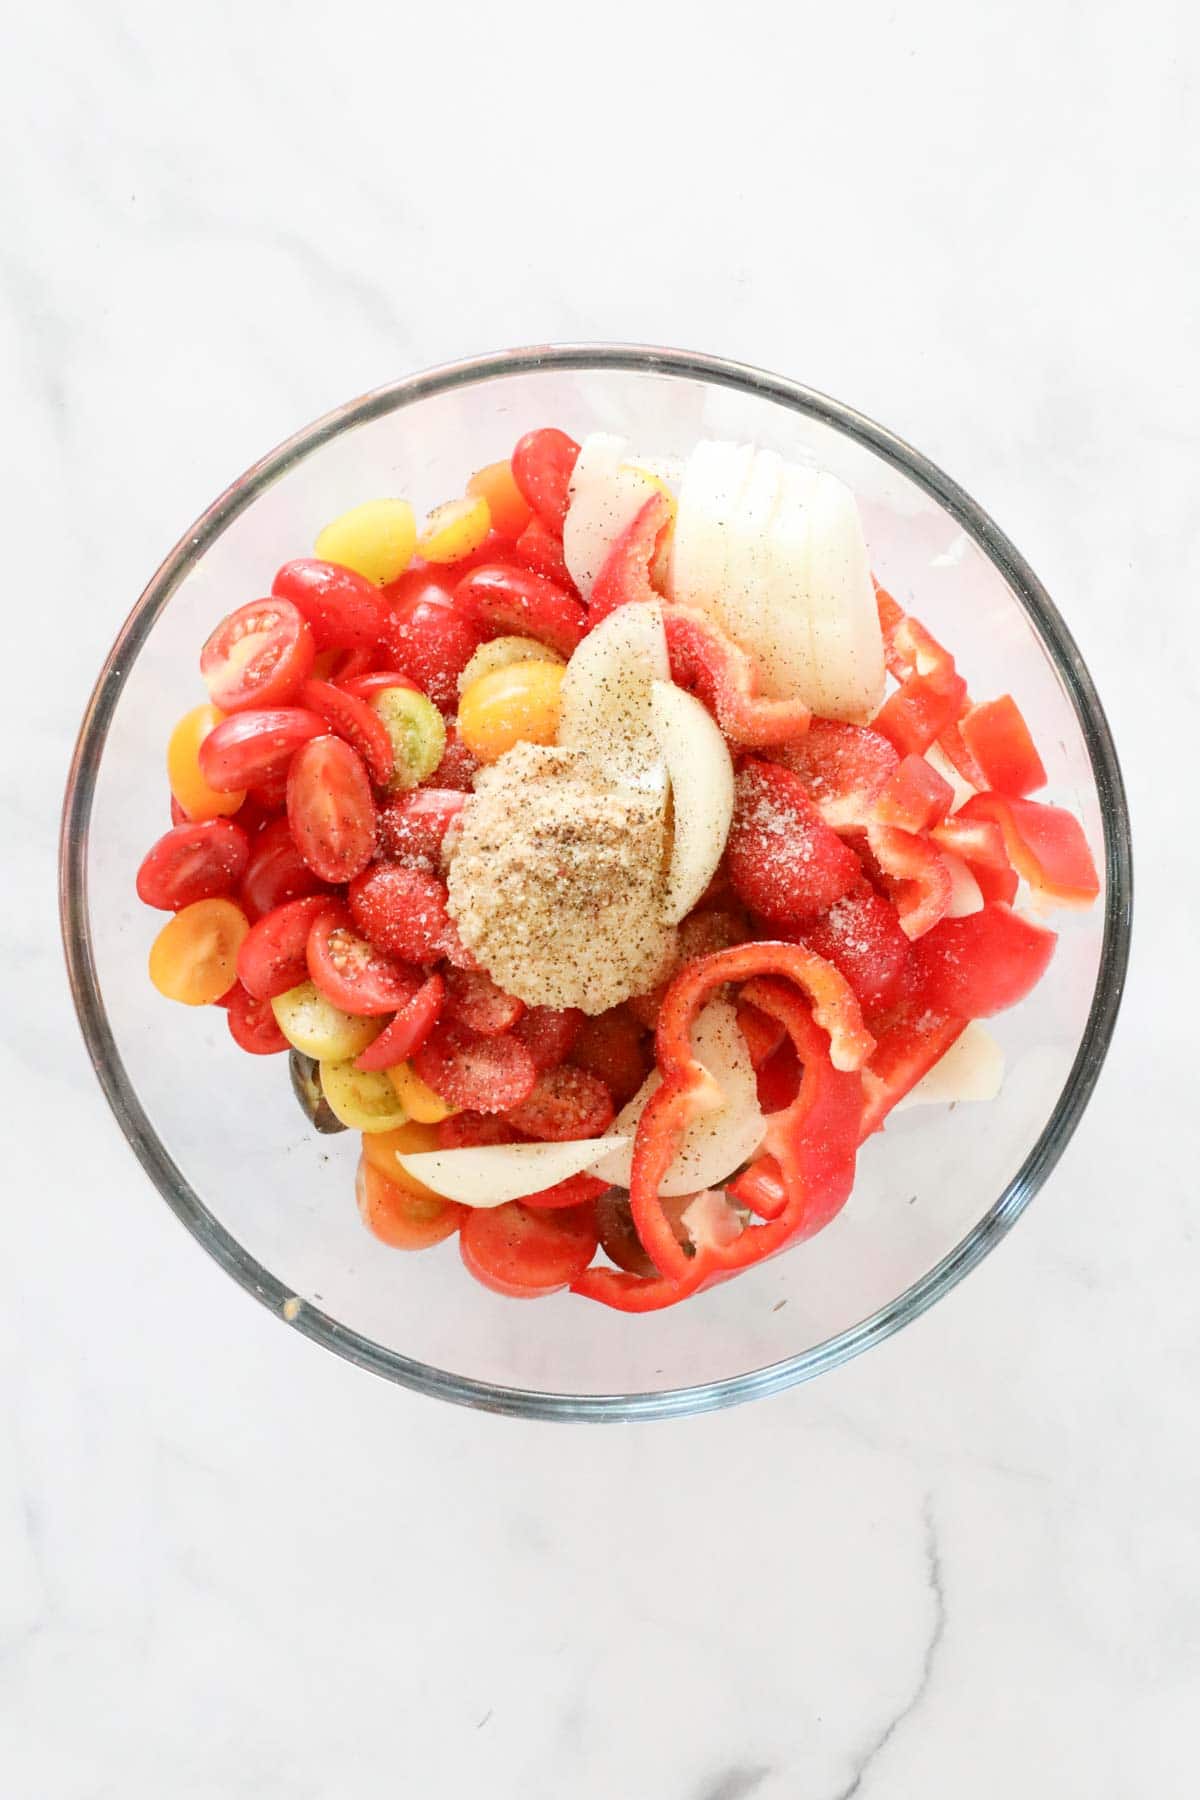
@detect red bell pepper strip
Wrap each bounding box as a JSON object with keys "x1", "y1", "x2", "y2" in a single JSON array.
[
  {"x1": 572, "y1": 944, "x2": 867, "y2": 1312},
  {"x1": 661, "y1": 604, "x2": 811, "y2": 748},
  {"x1": 873, "y1": 611, "x2": 970, "y2": 757},
  {"x1": 911, "y1": 902, "x2": 1057, "y2": 1017},
  {"x1": 866, "y1": 822, "x2": 953, "y2": 941},
  {"x1": 956, "y1": 793, "x2": 1100, "y2": 905},
  {"x1": 777, "y1": 719, "x2": 899, "y2": 830},
  {"x1": 874, "y1": 582, "x2": 906, "y2": 649},
  {"x1": 874, "y1": 753, "x2": 955, "y2": 833},
  {"x1": 958, "y1": 696, "x2": 1048, "y2": 797},
  {"x1": 588, "y1": 492, "x2": 674, "y2": 625},
  {"x1": 858, "y1": 1004, "x2": 968, "y2": 1139},
  {"x1": 931, "y1": 815, "x2": 1019, "y2": 905}
]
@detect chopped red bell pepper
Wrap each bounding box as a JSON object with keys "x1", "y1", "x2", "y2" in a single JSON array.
[
  {"x1": 873, "y1": 613, "x2": 969, "y2": 756},
  {"x1": 866, "y1": 823, "x2": 952, "y2": 940},
  {"x1": 931, "y1": 815, "x2": 1019, "y2": 905},
  {"x1": 734, "y1": 998, "x2": 787, "y2": 1070},
  {"x1": 777, "y1": 719, "x2": 899, "y2": 830},
  {"x1": 874, "y1": 754, "x2": 955, "y2": 833},
  {"x1": 935, "y1": 717, "x2": 988, "y2": 790},
  {"x1": 661, "y1": 604, "x2": 811, "y2": 748},
  {"x1": 858, "y1": 1003, "x2": 968, "y2": 1138},
  {"x1": 911, "y1": 902, "x2": 1057, "y2": 1017},
  {"x1": 956, "y1": 794, "x2": 1100, "y2": 905},
  {"x1": 958, "y1": 696, "x2": 1048, "y2": 797},
  {"x1": 799, "y1": 880, "x2": 911, "y2": 1013},
  {"x1": 874, "y1": 582, "x2": 906, "y2": 647},
  {"x1": 572, "y1": 942, "x2": 868, "y2": 1312},
  {"x1": 588, "y1": 492, "x2": 674, "y2": 625}
]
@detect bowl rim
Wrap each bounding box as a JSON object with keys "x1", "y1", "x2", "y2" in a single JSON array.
[{"x1": 59, "y1": 342, "x2": 1133, "y2": 1421}]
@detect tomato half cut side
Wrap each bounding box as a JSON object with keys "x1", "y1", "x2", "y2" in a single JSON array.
[
  {"x1": 238, "y1": 816, "x2": 330, "y2": 919},
  {"x1": 503, "y1": 1065, "x2": 615, "y2": 1142},
  {"x1": 348, "y1": 863, "x2": 451, "y2": 963},
  {"x1": 356, "y1": 1157, "x2": 467, "y2": 1250},
  {"x1": 568, "y1": 1006, "x2": 651, "y2": 1105},
  {"x1": 237, "y1": 894, "x2": 335, "y2": 1001},
  {"x1": 460, "y1": 1200, "x2": 598, "y2": 1299},
  {"x1": 196, "y1": 707, "x2": 327, "y2": 792},
  {"x1": 444, "y1": 967, "x2": 525, "y2": 1037},
  {"x1": 200, "y1": 598, "x2": 315, "y2": 712},
  {"x1": 353, "y1": 973, "x2": 446, "y2": 1071},
  {"x1": 297, "y1": 678, "x2": 394, "y2": 785},
  {"x1": 136, "y1": 819, "x2": 250, "y2": 911},
  {"x1": 453, "y1": 564, "x2": 588, "y2": 659},
  {"x1": 413, "y1": 1024, "x2": 537, "y2": 1113},
  {"x1": 512, "y1": 1005, "x2": 584, "y2": 1072},
  {"x1": 510, "y1": 428, "x2": 581, "y2": 532},
  {"x1": 376, "y1": 788, "x2": 467, "y2": 866},
  {"x1": 271, "y1": 559, "x2": 383, "y2": 650},
  {"x1": 435, "y1": 1111, "x2": 523, "y2": 1149},
  {"x1": 340, "y1": 669, "x2": 420, "y2": 702},
  {"x1": 306, "y1": 903, "x2": 423, "y2": 1017},
  {"x1": 225, "y1": 981, "x2": 291, "y2": 1054},
  {"x1": 287, "y1": 736, "x2": 376, "y2": 883}
]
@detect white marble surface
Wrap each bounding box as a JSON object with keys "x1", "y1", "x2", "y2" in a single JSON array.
[{"x1": 4, "y1": 1, "x2": 1198, "y2": 1793}]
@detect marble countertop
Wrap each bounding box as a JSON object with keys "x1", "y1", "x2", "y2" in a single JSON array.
[{"x1": 5, "y1": 2, "x2": 1197, "y2": 1793}]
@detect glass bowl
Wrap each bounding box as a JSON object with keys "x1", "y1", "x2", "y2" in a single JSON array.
[{"x1": 59, "y1": 345, "x2": 1132, "y2": 1421}]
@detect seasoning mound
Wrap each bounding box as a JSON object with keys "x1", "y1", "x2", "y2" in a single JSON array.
[{"x1": 446, "y1": 743, "x2": 676, "y2": 1014}]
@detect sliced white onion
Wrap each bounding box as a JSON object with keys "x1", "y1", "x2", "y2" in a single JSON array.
[
  {"x1": 893, "y1": 1022, "x2": 1005, "y2": 1112},
  {"x1": 651, "y1": 680, "x2": 734, "y2": 924},
  {"x1": 557, "y1": 597, "x2": 670, "y2": 790},
  {"x1": 395, "y1": 1135, "x2": 628, "y2": 1207},
  {"x1": 563, "y1": 433, "x2": 666, "y2": 600}
]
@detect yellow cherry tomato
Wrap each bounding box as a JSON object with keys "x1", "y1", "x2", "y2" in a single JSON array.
[
  {"x1": 149, "y1": 898, "x2": 249, "y2": 1006},
  {"x1": 361, "y1": 1121, "x2": 441, "y2": 1196},
  {"x1": 387, "y1": 1061, "x2": 456, "y2": 1124},
  {"x1": 314, "y1": 498, "x2": 416, "y2": 585},
  {"x1": 457, "y1": 660, "x2": 566, "y2": 764},
  {"x1": 457, "y1": 634, "x2": 563, "y2": 697},
  {"x1": 466, "y1": 460, "x2": 533, "y2": 540},
  {"x1": 319, "y1": 1059, "x2": 409, "y2": 1133},
  {"x1": 167, "y1": 703, "x2": 245, "y2": 821},
  {"x1": 270, "y1": 981, "x2": 383, "y2": 1061},
  {"x1": 417, "y1": 494, "x2": 491, "y2": 564}
]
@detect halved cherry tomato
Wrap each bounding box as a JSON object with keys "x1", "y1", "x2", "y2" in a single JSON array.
[
  {"x1": 727, "y1": 760, "x2": 862, "y2": 925},
  {"x1": 200, "y1": 598, "x2": 315, "y2": 713},
  {"x1": 348, "y1": 863, "x2": 451, "y2": 963},
  {"x1": 356, "y1": 1156, "x2": 467, "y2": 1250},
  {"x1": 237, "y1": 816, "x2": 330, "y2": 920},
  {"x1": 569, "y1": 1006, "x2": 650, "y2": 1105},
  {"x1": 388, "y1": 1060, "x2": 457, "y2": 1122},
  {"x1": 413, "y1": 1023, "x2": 537, "y2": 1113},
  {"x1": 360, "y1": 1119, "x2": 440, "y2": 1193},
  {"x1": 369, "y1": 686, "x2": 446, "y2": 790},
  {"x1": 460, "y1": 1199, "x2": 597, "y2": 1299},
  {"x1": 339, "y1": 669, "x2": 420, "y2": 701},
  {"x1": 270, "y1": 980, "x2": 382, "y2": 1060},
  {"x1": 287, "y1": 736, "x2": 376, "y2": 883},
  {"x1": 381, "y1": 571, "x2": 484, "y2": 712},
  {"x1": 324, "y1": 644, "x2": 380, "y2": 684},
  {"x1": 427, "y1": 724, "x2": 479, "y2": 793},
  {"x1": 911, "y1": 902, "x2": 1057, "y2": 1017},
  {"x1": 453, "y1": 564, "x2": 588, "y2": 659},
  {"x1": 149, "y1": 897, "x2": 249, "y2": 1006},
  {"x1": 513, "y1": 1006, "x2": 584, "y2": 1073},
  {"x1": 510, "y1": 515, "x2": 574, "y2": 587},
  {"x1": 435, "y1": 1111, "x2": 521, "y2": 1149},
  {"x1": 595, "y1": 1190, "x2": 690, "y2": 1276},
  {"x1": 510, "y1": 428, "x2": 581, "y2": 531},
  {"x1": 319, "y1": 1059, "x2": 409, "y2": 1131},
  {"x1": 237, "y1": 895, "x2": 335, "y2": 1001},
  {"x1": 376, "y1": 788, "x2": 467, "y2": 867},
  {"x1": 297, "y1": 679, "x2": 394, "y2": 785},
  {"x1": 232, "y1": 788, "x2": 286, "y2": 836},
  {"x1": 167, "y1": 703, "x2": 246, "y2": 821},
  {"x1": 418, "y1": 495, "x2": 491, "y2": 564},
  {"x1": 353, "y1": 973, "x2": 446, "y2": 1071},
  {"x1": 306, "y1": 903, "x2": 422, "y2": 1016},
  {"x1": 800, "y1": 881, "x2": 911, "y2": 1014},
  {"x1": 444, "y1": 967, "x2": 524, "y2": 1036},
  {"x1": 196, "y1": 707, "x2": 327, "y2": 792},
  {"x1": 225, "y1": 981, "x2": 290, "y2": 1054},
  {"x1": 467, "y1": 460, "x2": 534, "y2": 540},
  {"x1": 503, "y1": 1064, "x2": 615, "y2": 1142},
  {"x1": 271, "y1": 558, "x2": 383, "y2": 650},
  {"x1": 136, "y1": 818, "x2": 250, "y2": 911}
]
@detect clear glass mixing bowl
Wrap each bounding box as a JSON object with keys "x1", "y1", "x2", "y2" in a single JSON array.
[{"x1": 59, "y1": 346, "x2": 1132, "y2": 1420}]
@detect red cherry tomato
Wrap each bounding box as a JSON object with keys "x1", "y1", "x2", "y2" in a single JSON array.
[
  {"x1": 510, "y1": 428, "x2": 580, "y2": 532},
  {"x1": 512, "y1": 1006, "x2": 584, "y2": 1072},
  {"x1": 727, "y1": 759, "x2": 862, "y2": 925},
  {"x1": 297, "y1": 679, "x2": 394, "y2": 786},
  {"x1": 271, "y1": 559, "x2": 383, "y2": 650},
  {"x1": 136, "y1": 819, "x2": 250, "y2": 911},
  {"x1": 503, "y1": 1065, "x2": 615, "y2": 1142},
  {"x1": 236, "y1": 895, "x2": 334, "y2": 1000},
  {"x1": 568, "y1": 1006, "x2": 651, "y2": 1105},
  {"x1": 376, "y1": 788, "x2": 467, "y2": 866},
  {"x1": 413, "y1": 1023, "x2": 537, "y2": 1113},
  {"x1": 200, "y1": 598, "x2": 315, "y2": 713},
  {"x1": 427, "y1": 725, "x2": 479, "y2": 793},
  {"x1": 352, "y1": 973, "x2": 446, "y2": 1071},
  {"x1": 444, "y1": 967, "x2": 525, "y2": 1036},
  {"x1": 232, "y1": 789, "x2": 286, "y2": 836},
  {"x1": 306, "y1": 903, "x2": 422, "y2": 1016},
  {"x1": 196, "y1": 707, "x2": 327, "y2": 792},
  {"x1": 325, "y1": 644, "x2": 380, "y2": 684},
  {"x1": 225, "y1": 981, "x2": 290, "y2": 1054},
  {"x1": 510, "y1": 516, "x2": 574, "y2": 588},
  {"x1": 434, "y1": 530, "x2": 519, "y2": 582},
  {"x1": 436, "y1": 1111, "x2": 522, "y2": 1149},
  {"x1": 910, "y1": 903, "x2": 1057, "y2": 1018},
  {"x1": 381, "y1": 572, "x2": 483, "y2": 712},
  {"x1": 238, "y1": 816, "x2": 330, "y2": 919},
  {"x1": 453, "y1": 564, "x2": 588, "y2": 659},
  {"x1": 287, "y1": 735, "x2": 376, "y2": 883},
  {"x1": 460, "y1": 1199, "x2": 598, "y2": 1299},
  {"x1": 800, "y1": 881, "x2": 911, "y2": 1015},
  {"x1": 356, "y1": 1157, "x2": 467, "y2": 1250},
  {"x1": 348, "y1": 862, "x2": 451, "y2": 963},
  {"x1": 339, "y1": 669, "x2": 420, "y2": 701}
]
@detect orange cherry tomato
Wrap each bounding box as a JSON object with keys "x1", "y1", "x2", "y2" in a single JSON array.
[
  {"x1": 466, "y1": 461, "x2": 533, "y2": 540},
  {"x1": 355, "y1": 1154, "x2": 467, "y2": 1250},
  {"x1": 167, "y1": 704, "x2": 246, "y2": 821},
  {"x1": 360, "y1": 1120, "x2": 440, "y2": 1194},
  {"x1": 148, "y1": 897, "x2": 249, "y2": 1006}
]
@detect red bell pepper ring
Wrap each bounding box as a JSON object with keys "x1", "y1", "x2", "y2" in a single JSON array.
[
  {"x1": 661, "y1": 604, "x2": 811, "y2": 748},
  {"x1": 874, "y1": 753, "x2": 955, "y2": 834},
  {"x1": 588, "y1": 492, "x2": 674, "y2": 626},
  {"x1": 858, "y1": 1004, "x2": 968, "y2": 1139},
  {"x1": 956, "y1": 793, "x2": 1100, "y2": 905},
  {"x1": 958, "y1": 695, "x2": 1047, "y2": 797},
  {"x1": 866, "y1": 822, "x2": 953, "y2": 941},
  {"x1": 573, "y1": 945, "x2": 868, "y2": 1312},
  {"x1": 931, "y1": 815, "x2": 1019, "y2": 905}
]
